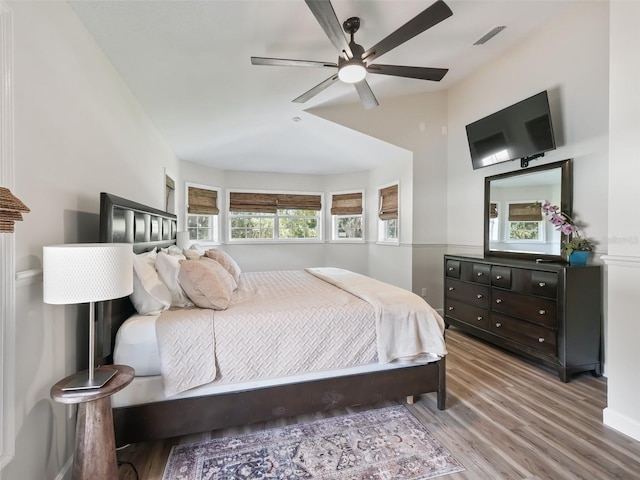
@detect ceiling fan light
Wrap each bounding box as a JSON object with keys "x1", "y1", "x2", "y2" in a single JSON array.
[{"x1": 338, "y1": 63, "x2": 366, "y2": 83}]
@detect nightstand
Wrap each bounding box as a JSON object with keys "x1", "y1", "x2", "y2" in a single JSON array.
[{"x1": 51, "y1": 365, "x2": 134, "y2": 480}]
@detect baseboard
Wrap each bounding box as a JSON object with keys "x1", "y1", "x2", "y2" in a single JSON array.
[{"x1": 603, "y1": 407, "x2": 640, "y2": 442}]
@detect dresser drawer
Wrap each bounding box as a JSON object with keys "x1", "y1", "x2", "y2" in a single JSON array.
[
  {"x1": 491, "y1": 266, "x2": 512, "y2": 289},
  {"x1": 491, "y1": 313, "x2": 557, "y2": 356},
  {"x1": 491, "y1": 290, "x2": 557, "y2": 328},
  {"x1": 445, "y1": 299, "x2": 490, "y2": 330},
  {"x1": 445, "y1": 279, "x2": 489, "y2": 308},
  {"x1": 531, "y1": 271, "x2": 558, "y2": 299},
  {"x1": 445, "y1": 259, "x2": 461, "y2": 278},
  {"x1": 471, "y1": 263, "x2": 491, "y2": 284}
]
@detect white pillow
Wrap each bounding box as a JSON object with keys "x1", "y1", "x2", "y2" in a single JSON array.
[
  {"x1": 178, "y1": 257, "x2": 236, "y2": 310},
  {"x1": 130, "y1": 250, "x2": 171, "y2": 315},
  {"x1": 160, "y1": 245, "x2": 184, "y2": 256},
  {"x1": 155, "y1": 252, "x2": 194, "y2": 307}
]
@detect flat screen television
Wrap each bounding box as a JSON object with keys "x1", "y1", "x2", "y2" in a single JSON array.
[{"x1": 466, "y1": 91, "x2": 556, "y2": 169}]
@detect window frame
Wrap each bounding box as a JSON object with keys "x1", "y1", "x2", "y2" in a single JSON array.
[
  {"x1": 330, "y1": 190, "x2": 365, "y2": 243},
  {"x1": 504, "y1": 200, "x2": 545, "y2": 243},
  {"x1": 377, "y1": 182, "x2": 400, "y2": 245},
  {"x1": 185, "y1": 182, "x2": 221, "y2": 246},
  {"x1": 227, "y1": 189, "x2": 324, "y2": 244}
]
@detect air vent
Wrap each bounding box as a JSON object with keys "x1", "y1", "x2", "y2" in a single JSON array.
[{"x1": 473, "y1": 26, "x2": 506, "y2": 45}]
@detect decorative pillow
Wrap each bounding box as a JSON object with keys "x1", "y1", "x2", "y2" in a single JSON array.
[
  {"x1": 189, "y1": 244, "x2": 206, "y2": 255},
  {"x1": 183, "y1": 249, "x2": 202, "y2": 260},
  {"x1": 160, "y1": 245, "x2": 184, "y2": 256},
  {"x1": 178, "y1": 257, "x2": 236, "y2": 310},
  {"x1": 155, "y1": 252, "x2": 193, "y2": 307},
  {"x1": 130, "y1": 249, "x2": 172, "y2": 315},
  {"x1": 205, "y1": 249, "x2": 241, "y2": 284}
]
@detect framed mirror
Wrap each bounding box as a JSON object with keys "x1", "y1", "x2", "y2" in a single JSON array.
[{"x1": 484, "y1": 159, "x2": 572, "y2": 262}]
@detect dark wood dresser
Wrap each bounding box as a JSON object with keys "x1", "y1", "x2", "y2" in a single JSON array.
[{"x1": 443, "y1": 255, "x2": 602, "y2": 382}]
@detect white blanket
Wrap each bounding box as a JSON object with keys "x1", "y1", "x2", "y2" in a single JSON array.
[
  {"x1": 155, "y1": 269, "x2": 445, "y2": 396},
  {"x1": 305, "y1": 267, "x2": 447, "y2": 363}
]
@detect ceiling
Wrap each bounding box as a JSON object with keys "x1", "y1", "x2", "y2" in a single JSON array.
[{"x1": 69, "y1": 0, "x2": 574, "y2": 175}]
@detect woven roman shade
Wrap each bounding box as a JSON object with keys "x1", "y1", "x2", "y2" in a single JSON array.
[
  {"x1": 378, "y1": 184, "x2": 398, "y2": 221},
  {"x1": 229, "y1": 192, "x2": 321, "y2": 213},
  {"x1": 331, "y1": 192, "x2": 363, "y2": 215},
  {"x1": 508, "y1": 202, "x2": 542, "y2": 222},
  {"x1": 188, "y1": 187, "x2": 219, "y2": 215}
]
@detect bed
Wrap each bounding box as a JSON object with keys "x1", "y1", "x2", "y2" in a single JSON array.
[{"x1": 97, "y1": 192, "x2": 447, "y2": 446}]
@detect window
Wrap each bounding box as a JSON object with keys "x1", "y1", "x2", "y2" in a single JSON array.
[
  {"x1": 507, "y1": 202, "x2": 543, "y2": 242},
  {"x1": 186, "y1": 184, "x2": 220, "y2": 243},
  {"x1": 378, "y1": 183, "x2": 399, "y2": 243},
  {"x1": 489, "y1": 202, "x2": 500, "y2": 241},
  {"x1": 228, "y1": 191, "x2": 323, "y2": 242},
  {"x1": 331, "y1": 191, "x2": 364, "y2": 241}
]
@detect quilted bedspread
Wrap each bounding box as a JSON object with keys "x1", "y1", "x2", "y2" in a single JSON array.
[{"x1": 155, "y1": 269, "x2": 445, "y2": 396}]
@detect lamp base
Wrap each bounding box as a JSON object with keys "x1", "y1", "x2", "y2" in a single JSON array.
[{"x1": 61, "y1": 368, "x2": 118, "y2": 391}]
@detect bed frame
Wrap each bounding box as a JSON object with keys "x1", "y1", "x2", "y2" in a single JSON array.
[{"x1": 98, "y1": 192, "x2": 446, "y2": 446}]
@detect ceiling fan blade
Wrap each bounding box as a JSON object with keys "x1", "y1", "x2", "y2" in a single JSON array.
[
  {"x1": 367, "y1": 64, "x2": 448, "y2": 81},
  {"x1": 304, "y1": 0, "x2": 353, "y2": 59},
  {"x1": 363, "y1": 0, "x2": 453, "y2": 64},
  {"x1": 251, "y1": 57, "x2": 337, "y2": 69},
  {"x1": 292, "y1": 74, "x2": 340, "y2": 103},
  {"x1": 354, "y1": 80, "x2": 379, "y2": 110}
]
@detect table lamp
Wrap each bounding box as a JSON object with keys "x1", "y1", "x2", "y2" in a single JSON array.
[{"x1": 43, "y1": 243, "x2": 133, "y2": 390}]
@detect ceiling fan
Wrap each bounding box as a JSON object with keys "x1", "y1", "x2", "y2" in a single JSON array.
[{"x1": 251, "y1": 0, "x2": 453, "y2": 109}]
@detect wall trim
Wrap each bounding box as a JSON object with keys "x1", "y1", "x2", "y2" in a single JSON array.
[
  {"x1": 601, "y1": 254, "x2": 640, "y2": 267},
  {"x1": 603, "y1": 407, "x2": 640, "y2": 442},
  {"x1": 15, "y1": 268, "x2": 42, "y2": 287},
  {"x1": 0, "y1": 1, "x2": 15, "y2": 471}
]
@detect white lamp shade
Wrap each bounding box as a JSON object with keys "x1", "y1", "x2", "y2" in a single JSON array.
[
  {"x1": 43, "y1": 243, "x2": 133, "y2": 304},
  {"x1": 176, "y1": 231, "x2": 190, "y2": 250}
]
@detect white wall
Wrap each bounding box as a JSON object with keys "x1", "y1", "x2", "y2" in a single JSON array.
[
  {"x1": 446, "y1": 1, "x2": 609, "y2": 254},
  {"x1": 179, "y1": 156, "x2": 414, "y2": 288},
  {"x1": 4, "y1": 2, "x2": 179, "y2": 479},
  {"x1": 602, "y1": 0, "x2": 640, "y2": 442},
  {"x1": 308, "y1": 91, "x2": 449, "y2": 301}
]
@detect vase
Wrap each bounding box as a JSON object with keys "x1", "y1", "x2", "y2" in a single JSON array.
[{"x1": 568, "y1": 251, "x2": 590, "y2": 265}]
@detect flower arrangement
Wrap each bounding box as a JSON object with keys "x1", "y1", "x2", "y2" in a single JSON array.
[{"x1": 540, "y1": 200, "x2": 595, "y2": 256}]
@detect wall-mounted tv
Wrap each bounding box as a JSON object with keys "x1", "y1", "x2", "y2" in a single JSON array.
[{"x1": 466, "y1": 91, "x2": 556, "y2": 170}]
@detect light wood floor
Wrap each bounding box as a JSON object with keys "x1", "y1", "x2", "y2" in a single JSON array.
[{"x1": 116, "y1": 327, "x2": 640, "y2": 479}]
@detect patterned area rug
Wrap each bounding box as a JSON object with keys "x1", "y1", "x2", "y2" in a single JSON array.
[{"x1": 162, "y1": 405, "x2": 464, "y2": 480}]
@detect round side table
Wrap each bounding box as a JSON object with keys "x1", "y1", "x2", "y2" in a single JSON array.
[{"x1": 51, "y1": 365, "x2": 134, "y2": 480}]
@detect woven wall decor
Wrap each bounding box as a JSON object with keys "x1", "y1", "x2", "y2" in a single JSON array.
[{"x1": 0, "y1": 186, "x2": 30, "y2": 233}]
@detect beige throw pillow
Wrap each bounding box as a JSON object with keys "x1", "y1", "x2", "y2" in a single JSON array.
[
  {"x1": 205, "y1": 249, "x2": 241, "y2": 284},
  {"x1": 178, "y1": 257, "x2": 235, "y2": 310}
]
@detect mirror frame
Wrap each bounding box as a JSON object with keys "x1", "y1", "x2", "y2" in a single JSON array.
[{"x1": 483, "y1": 159, "x2": 573, "y2": 262}]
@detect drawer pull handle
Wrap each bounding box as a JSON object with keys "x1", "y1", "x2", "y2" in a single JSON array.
[
  {"x1": 495, "y1": 299, "x2": 503, "y2": 304},
  {"x1": 477, "y1": 316, "x2": 483, "y2": 321},
  {"x1": 539, "y1": 309, "x2": 546, "y2": 315},
  {"x1": 538, "y1": 337, "x2": 545, "y2": 343},
  {"x1": 495, "y1": 322, "x2": 502, "y2": 328},
  {"x1": 448, "y1": 306, "x2": 454, "y2": 311},
  {"x1": 448, "y1": 287, "x2": 454, "y2": 291},
  {"x1": 448, "y1": 267, "x2": 454, "y2": 271},
  {"x1": 477, "y1": 294, "x2": 483, "y2": 299},
  {"x1": 477, "y1": 272, "x2": 484, "y2": 276},
  {"x1": 539, "y1": 282, "x2": 546, "y2": 287},
  {"x1": 496, "y1": 275, "x2": 503, "y2": 280}
]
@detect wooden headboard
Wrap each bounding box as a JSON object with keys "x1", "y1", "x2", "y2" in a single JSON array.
[{"x1": 96, "y1": 192, "x2": 178, "y2": 365}]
